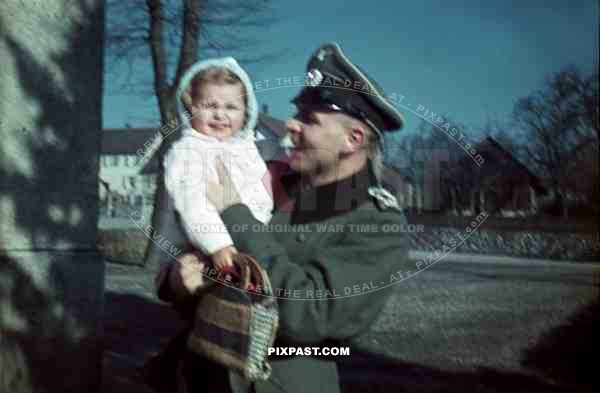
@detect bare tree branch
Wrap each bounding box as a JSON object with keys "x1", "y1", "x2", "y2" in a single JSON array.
[
  {"x1": 105, "y1": 0, "x2": 280, "y2": 127},
  {"x1": 146, "y1": 0, "x2": 172, "y2": 123},
  {"x1": 513, "y1": 66, "x2": 599, "y2": 215},
  {"x1": 173, "y1": 0, "x2": 201, "y2": 86}
]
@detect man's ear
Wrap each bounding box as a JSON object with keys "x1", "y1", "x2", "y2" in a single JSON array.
[{"x1": 341, "y1": 122, "x2": 366, "y2": 154}]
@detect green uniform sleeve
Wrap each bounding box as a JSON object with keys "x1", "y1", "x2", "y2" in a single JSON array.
[{"x1": 221, "y1": 204, "x2": 411, "y2": 344}]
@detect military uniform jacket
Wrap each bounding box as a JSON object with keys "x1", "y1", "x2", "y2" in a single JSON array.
[
  {"x1": 220, "y1": 164, "x2": 412, "y2": 393},
  {"x1": 157, "y1": 164, "x2": 413, "y2": 393}
]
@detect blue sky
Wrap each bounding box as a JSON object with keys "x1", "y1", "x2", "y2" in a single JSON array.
[{"x1": 103, "y1": 0, "x2": 598, "y2": 143}]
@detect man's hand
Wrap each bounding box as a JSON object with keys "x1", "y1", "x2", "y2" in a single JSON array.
[
  {"x1": 211, "y1": 245, "x2": 238, "y2": 271},
  {"x1": 207, "y1": 158, "x2": 242, "y2": 212},
  {"x1": 168, "y1": 252, "x2": 207, "y2": 299}
]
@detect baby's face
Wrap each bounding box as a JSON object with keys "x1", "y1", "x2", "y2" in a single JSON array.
[{"x1": 190, "y1": 82, "x2": 246, "y2": 140}]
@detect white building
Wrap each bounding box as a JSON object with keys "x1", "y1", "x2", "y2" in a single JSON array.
[{"x1": 99, "y1": 128, "x2": 159, "y2": 219}]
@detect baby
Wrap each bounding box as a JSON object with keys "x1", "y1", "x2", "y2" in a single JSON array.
[{"x1": 163, "y1": 57, "x2": 273, "y2": 272}]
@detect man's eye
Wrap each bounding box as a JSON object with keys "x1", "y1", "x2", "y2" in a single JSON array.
[{"x1": 296, "y1": 110, "x2": 317, "y2": 124}]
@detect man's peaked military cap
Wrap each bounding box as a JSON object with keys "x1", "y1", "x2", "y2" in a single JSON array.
[{"x1": 292, "y1": 42, "x2": 405, "y2": 133}]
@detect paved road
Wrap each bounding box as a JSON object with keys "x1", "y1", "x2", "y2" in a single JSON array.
[
  {"x1": 346, "y1": 256, "x2": 598, "y2": 392},
  {"x1": 103, "y1": 256, "x2": 599, "y2": 392}
]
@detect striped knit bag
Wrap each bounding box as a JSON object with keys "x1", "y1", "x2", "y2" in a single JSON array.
[{"x1": 186, "y1": 253, "x2": 279, "y2": 381}]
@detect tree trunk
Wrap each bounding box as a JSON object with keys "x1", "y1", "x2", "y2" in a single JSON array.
[
  {"x1": 143, "y1": 0, "x2": 202, "y2": 270},
  {"x1": 157, "y1": 87, "x2": 178, "y2": 128},
  {"x1": 555, "y1": 190, "x2": 568, "y2": 218}
]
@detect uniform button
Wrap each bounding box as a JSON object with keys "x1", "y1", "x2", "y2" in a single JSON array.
[{"x1": 297, "y1": 233, "x2": 305, "y2": 242}]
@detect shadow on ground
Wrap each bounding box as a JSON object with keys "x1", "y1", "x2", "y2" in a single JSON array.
[
  {"x1": 340, "y1": 294, "x2": 598, "y2": 393},
  {"x1": 102, "y1": 292, "x2": 183, "y2": 393},
  {"x1": 338, "y1": 350, "x2": 591, "y2": 393},
  {"x1": 521, "y1": 294, "x2": 599, "y2": 390}
]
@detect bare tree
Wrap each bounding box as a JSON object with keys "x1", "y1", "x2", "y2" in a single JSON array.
[
  {"x1": 480, "y1": 116, "x2": 521, "y2": 158},
  {"x1": 389, "y1": 117, "x2": 471, "y2": 212},
  {"x1": 513, "y1": 66, "x2": 599, "y2": 216},
  {"x1": 106, "y1": 0, "x2": 280, "y2": 132}
]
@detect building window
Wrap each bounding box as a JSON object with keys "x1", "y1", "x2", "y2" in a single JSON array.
[{"x1": 111, "y1": 155, "x2": 119, "y2": 166}]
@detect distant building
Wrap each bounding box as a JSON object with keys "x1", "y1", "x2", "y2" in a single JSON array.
[
  {"x1": 443, "y1": 137, "x2": 546, "y2": 216},
  {"x1": 99, "y1": 112, "x2": 289, "y2": 219},
  {"x1": 255, "y1": 110, "x2": 289, "y2": 161},
  {"x1": 99, "y1": 128, "x2": 159, "y2": 219}
]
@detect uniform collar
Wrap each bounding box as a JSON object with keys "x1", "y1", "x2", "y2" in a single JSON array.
[{"x1": 290, "y1": 163, "x2": 378, "y2": 224}]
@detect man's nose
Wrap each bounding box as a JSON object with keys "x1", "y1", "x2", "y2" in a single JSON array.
[{"x1": 285, "y1": 118, "x2": 301, "y2": 134}]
